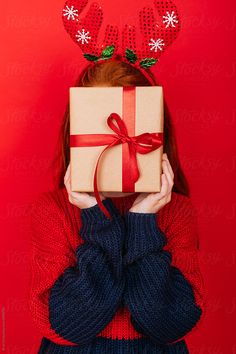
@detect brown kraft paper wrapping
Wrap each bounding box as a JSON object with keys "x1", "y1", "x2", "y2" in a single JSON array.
[{"x1": 69, "y1": 86, "x2": 164, "y2": 193}]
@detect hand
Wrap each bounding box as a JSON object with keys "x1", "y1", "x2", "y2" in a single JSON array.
[
  {"x1": 64, "y1": 162, "x2": 106, "y2": 209},
  {"x1": 129, "y1": 153, "x2": 174, "y2": 214}
]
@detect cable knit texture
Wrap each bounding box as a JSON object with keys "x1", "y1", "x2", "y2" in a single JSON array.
[{"x1": 29, "y1": 187, "x2": 205, "y2": 353}]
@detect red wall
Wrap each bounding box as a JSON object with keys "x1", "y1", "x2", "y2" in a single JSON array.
[{"x1": 1, "y1": 0, "x2": 235, "y2": 352}]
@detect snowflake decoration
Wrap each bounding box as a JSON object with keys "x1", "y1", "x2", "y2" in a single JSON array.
[
  {"x1": 63, "y1": 5, "x2": 79, "y2": 21},
  {"x1": 162, "y1": 11, "x2": 178, "y2": 28},
  {"x1": 148, "y1": 38, "x2": 165, "y2": 52},
  {"x1": 75, "y1": 28, "x2": 91, "y2": 44}
]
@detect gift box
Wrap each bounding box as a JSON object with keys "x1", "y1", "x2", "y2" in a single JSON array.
[{"x1": 69, "y1": 86, "x2": 164, "y2": 217}]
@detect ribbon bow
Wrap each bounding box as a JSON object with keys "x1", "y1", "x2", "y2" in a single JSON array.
[{"x1": 70, "y1": 112, "x2": 163, "y2": 220}]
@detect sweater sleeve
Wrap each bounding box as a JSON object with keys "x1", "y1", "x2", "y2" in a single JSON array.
[
  {"x1": 122, "y1": 195, "x2": 205, "y2": 346},
  {"x1": 29, "y1": 193, "x2": 125, "y2": 346}
]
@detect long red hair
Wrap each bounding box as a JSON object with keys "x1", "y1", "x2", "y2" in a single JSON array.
[{"x1": 52, "y1": 59, "x2": 190, "y2": 197}]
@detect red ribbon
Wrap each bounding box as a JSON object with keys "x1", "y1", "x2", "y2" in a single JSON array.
[{"x1": 70, "y1": 87, "x2": 163, "y2": 220}]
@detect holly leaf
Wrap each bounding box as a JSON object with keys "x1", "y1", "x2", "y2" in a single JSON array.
[
  {"x1": 126, "y1": 48, "x2": 137, "y2": 63},
  {"x1": 101, "y1": 45, "x2": 115, "y2": 59},
  {"x1": 83, "y1": 53, "x2": 100, "y2": 62},
  {"x1": 140, "y1": 58, "x2": 158, "y2": 68}
]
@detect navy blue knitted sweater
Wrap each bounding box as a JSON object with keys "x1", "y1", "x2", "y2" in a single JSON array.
[{"x1": 29, "y1": 188, "x2": 205, "y2": 353}]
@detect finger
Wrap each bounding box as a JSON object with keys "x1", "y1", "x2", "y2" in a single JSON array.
[
  {"x1": 162, "y1": 160, "x2": 173, "y2": 189},
  {"x1": 70, "y1": 191, "x2": 87, "y2": 200},
  {"x1": 90, "y1": 191, "x2": 105, "y2": 201},
  {"x1": 64, "y1": 163, "x2": 71, "y2": 184},
  {"x1": 151, "y1": 173, "x2": 168, "y2": 202},
  {"x1": 162, "y1": 160, "x2": 174, "y2": 192},
  {"x1": 163, "y1": 152, "x2": 168, "y2": 159},
  {"x1": 163, "y1": 153, "x2": 174, "y2": 179},
  {"x1": 64, "y1": 164, "x2": 72, "y2": 194},
  {"x1": 64, "y1": 169, "x2": 69, "y2": 189},
  {"x1": 132, "y1": 192, "x2": 149, "y2": 205},
  {"x1": 160, "y1": 173, "x2": 169, "y2": 197},
  {"x1": 165, "y1": 158, "x2": 174, "y2": 180}
]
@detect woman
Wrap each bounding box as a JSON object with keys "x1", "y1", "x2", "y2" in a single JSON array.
[{"x1": 29, "y1": 59, "x2": 205, "y2": 353}]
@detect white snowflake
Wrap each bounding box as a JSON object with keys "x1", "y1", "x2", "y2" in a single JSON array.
[
  {"x1": 162, "y1": 11, "x2": 178, "y2": 28},
  {"x1": 75, "y1": 28, "x2": 91, "y2": 44},
  {"x1": 63, "y1": 5, "x2": 79, "y2": 21},
  {"x1": 148, "y1": 38, "x2": 165, "y2": 52}
]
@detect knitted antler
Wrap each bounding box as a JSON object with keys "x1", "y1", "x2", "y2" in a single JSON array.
[{"x1": 62, "y1": 0, "x2": 181, "y2": 69}]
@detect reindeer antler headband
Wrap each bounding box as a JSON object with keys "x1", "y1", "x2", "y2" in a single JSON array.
[{"x1": 62, "y1": 0, "x2": 181, "y2": 85}]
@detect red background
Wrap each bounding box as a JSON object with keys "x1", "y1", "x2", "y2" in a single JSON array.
[{"x1": 1, "y1": 0, "x2": 236, "y2": 353}]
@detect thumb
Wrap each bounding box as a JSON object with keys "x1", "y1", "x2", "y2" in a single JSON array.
[{"x1": 89, "y1": 192, "x2": 106, "y2": 201}]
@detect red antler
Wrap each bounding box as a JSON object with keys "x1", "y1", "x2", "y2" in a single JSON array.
[
  {"x1": 122, "y1": 0, "x2": 181, "y2": 66},
  {"x1": 62, "y1": 0, "x2": 181, "y2": 67},
  {"x1": 62, "y1": 0, "x2": 119, "y2": 57}
]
